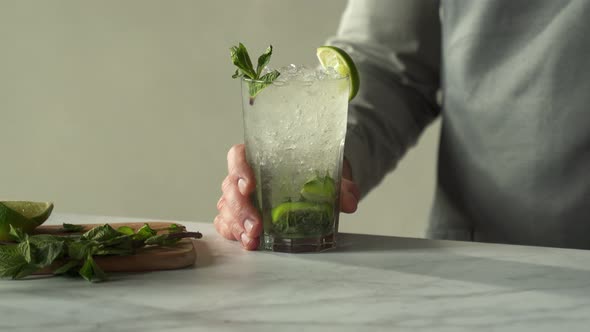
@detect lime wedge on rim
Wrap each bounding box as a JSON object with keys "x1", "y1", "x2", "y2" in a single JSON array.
[
  {"x1": 0, "y1": 201, "x2": 54, "y2": 241},
  {"x1": 316, "y1": 46, "x2": 360, "y2": 100}
]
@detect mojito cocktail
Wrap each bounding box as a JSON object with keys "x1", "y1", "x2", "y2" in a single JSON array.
[
  {"x1": 242, "y1": 65, "x2": 349, "y2": 252},
  {"x1": 230, "y1": 43, "x2": 358, "y2": 252}
]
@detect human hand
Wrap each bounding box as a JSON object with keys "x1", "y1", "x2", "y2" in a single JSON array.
[
  {"x1": 214, "y1": 144, "x2": 360, "y2": 250},
  {"x1": 340, "y1": 158, "x2": 361, "y2": 214}
]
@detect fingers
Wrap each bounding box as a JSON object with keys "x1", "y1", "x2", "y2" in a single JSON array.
[
  {"x1": 220, "y1": 175, "x2": 261, "y2": 234},
  {"x1": 214, "y1": 145, "x2": 263, "y2": 251},
  {"x1": 214, "y1": 203, "x2": 262, "y2": 251},
  {"x1": 227, "y1": 215, "x2": 260, "y2": 251},
  {"x1": 342, "y1": 158, "x2": 354, "y2": 181},
  {"x1": 213, "y1": 214, "x2": 233, "y2": 240},
  {"x1": 227, "y1": 144, "x2": 256, "y2": 196},
  {"x1": 340, "y1": 178, "x2": 360, "y2": 213},
  {"x1": 340, "y1": 158, "x2": 359, "y2": 213}
]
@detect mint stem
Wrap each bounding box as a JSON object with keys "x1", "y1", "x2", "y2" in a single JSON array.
[{"x1": 165, "y1": 231, "x2": 202, "y2": 240}]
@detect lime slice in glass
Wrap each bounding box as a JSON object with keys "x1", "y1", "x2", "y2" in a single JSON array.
[
  {"x1": 316, "y1": 45, "x2": 360, "y2": 100},
  {"x1": 300, "y1": 175, "x2": 336, "y2": 203},
  {"x1": 0, "y1": 201, "x2": 54, "y2": 241},
  {"x1": 271, "y1": 201, "x2": 332, "y2": 225}
]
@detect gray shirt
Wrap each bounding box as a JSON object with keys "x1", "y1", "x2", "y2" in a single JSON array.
[{"x1": 329, "y1": 0, "x2": 590, "y2": 249}]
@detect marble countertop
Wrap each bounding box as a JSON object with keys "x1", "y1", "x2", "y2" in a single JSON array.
[{"x1": 2, "y1": 213, "x2": 590, "y2": 332}]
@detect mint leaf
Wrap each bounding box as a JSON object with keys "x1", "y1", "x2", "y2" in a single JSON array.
[
  {"x1": 230, "y1": 43, "x2": 256, "y2": 79},
  {"x1": 14, "y1": 263, "x2": 39, "y2": 279},
  {"x1": 116, "y1": 225, "x2": 134, "y2": 235},
  {"x1": 91, "y1": 258, "x2": 107, "y2": 281},
  {"x1": 61, "y1": 223, "x2": 85, "y2": 232},
  {"x1": 68, "y1": 240, "x2": 96, "y2": 260},
  {"x1": 81, "y1": 224, "x2": 120, "y2": 242},
  {"x1": 0, "y1": 232, "x2": 67, "y2": 279},
  {"x1": 99, "y1": 234, "x2": 132, "y2": 247},
  {"x1": 144, "y1": 234, "x2": 179, "y2": 246},
  {"x1": 256, "y1": 45, "x2": 273, "y2": 77},
  {"x1": 260, "y1": 70, "x2": 281, "y2": 82},
  {"x1": 134, "y1": 224, "x2": 157, "y2": 241},
  {"x1": 53, "y1": 260, "x2": 79, "y2": 275},
  {"x1": 78, "y1": 257, "x2": 93, "y2": 281},
  {"x1": 247, "y1": 70, "x2": 281, "y2": 99},
  {"x1": 17, "y1": 239, "x2": 32, "y2": 263},
  {"x1": 79, "y1": 255, "x2": 107, "y2": 283},
  {"x1": 9, "y1": 225, "x2": 28, "y2": 242},
  {"x1": 0, "y1": 245, "x2": 28, "y2": 278},
  {"x1": 29, "y1": 235, "x2": 67, "y2": 266},
  {"x1": 247, "y1": 81, "x2": 268, "y2": 99},
  {"x1": 168, "y1": 224, "x2": 185, "y2": 233}
]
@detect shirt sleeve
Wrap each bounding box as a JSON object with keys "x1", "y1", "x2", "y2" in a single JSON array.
[{"x1": 327, "y1": 0, "x2": 442, "y2": 197}]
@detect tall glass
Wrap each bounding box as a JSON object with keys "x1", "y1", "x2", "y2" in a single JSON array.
[{"x1": 241, "y1": 68, "x2": 349, "y2": 252}]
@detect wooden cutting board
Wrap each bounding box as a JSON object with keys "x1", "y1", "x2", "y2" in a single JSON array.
[{"x1": 32, "y1": 222, "x2": 197, "y2": 274}]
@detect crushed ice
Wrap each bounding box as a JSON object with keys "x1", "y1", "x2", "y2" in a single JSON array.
[{"x1": 260, "y1": 64, "x2": 344, "y2": 85}]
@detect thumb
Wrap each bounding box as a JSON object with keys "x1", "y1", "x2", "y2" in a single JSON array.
[{"x1": 340, "y1": 178, "x2": 360, "y2": 213}]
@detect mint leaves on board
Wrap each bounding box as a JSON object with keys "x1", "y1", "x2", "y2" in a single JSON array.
[
  {"x1": 0, "y1": 223, "x2": 202, "y2": 283},
  {"x1": 230, "y1": 43, "x2": 281, "y2": 105}
]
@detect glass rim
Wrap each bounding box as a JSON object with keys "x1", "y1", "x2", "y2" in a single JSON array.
[{"x1": 241, "y1": 73, "x2": 349, "y2": 83}]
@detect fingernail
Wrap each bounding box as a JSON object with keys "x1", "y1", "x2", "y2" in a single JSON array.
[
  {"x1": 238, "y1": 178, "x2": 247, "y2": 195},
  {"x1": 241, "y1": 232, "x2": 251, "y2": 246},
  {"x1": 244, "y1": 219, "x2": 254, "y2": 233},
  {"x1": 216, "y1": 197, "x2": 224, "y2": 210}
]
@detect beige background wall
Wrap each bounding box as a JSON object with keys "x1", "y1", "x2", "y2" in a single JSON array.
[{"x1": 0, "y1": 0, "x2": 440, "y2": 238}]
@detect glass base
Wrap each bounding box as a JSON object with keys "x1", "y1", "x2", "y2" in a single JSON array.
[{"x1": 262, "y1": 233, "x2": 336, "y2": 253}]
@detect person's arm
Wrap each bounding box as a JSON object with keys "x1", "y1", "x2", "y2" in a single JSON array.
[{"x1": 328, "y1": 0, "x2": 442, "y2": 197}]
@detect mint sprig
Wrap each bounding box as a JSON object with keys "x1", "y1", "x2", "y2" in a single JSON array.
[
  {"x1": 230, "y1": 43, "x2": 280, "y2": 105},
  {"x1": 0, "y1": 223, "x2": 202, "y2": 283}
]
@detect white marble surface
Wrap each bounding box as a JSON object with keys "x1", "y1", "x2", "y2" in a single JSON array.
[{"x1": 2, "y1": 213, "x2": 590, "y2": 331}]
